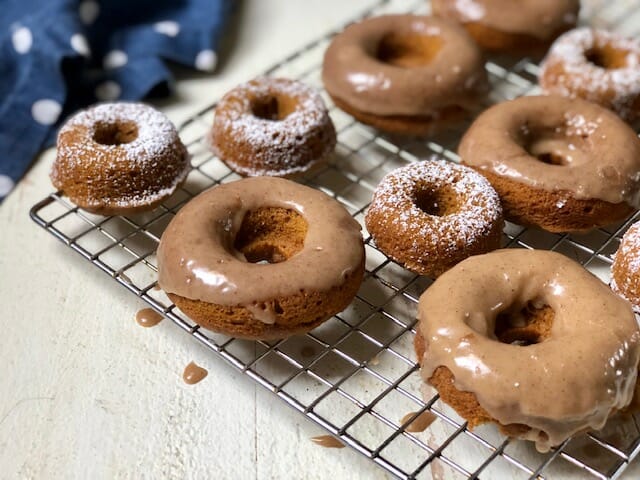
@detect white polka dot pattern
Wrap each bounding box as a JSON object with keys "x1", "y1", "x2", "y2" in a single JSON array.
[
  {"x1": 154, "y1": 21, "x2": 180, "y2": 37},
  {"x1": 195, "y1": 49, "x2": 217, "y2": 71},
  {"x1": 79, "y1": 1, "x2": 100, "y2": 25},
  {"x1": 0, "y1": 175, "x2": 15, "y2": 197},
  {"x1": 12, "y1": 26, "x2": 32, "y2": 54},
  {"x1": 71, "y1": 33, "x2": 90, "y2": 57},
  {"x1": 103, "y1": 50, "x2": 128, "y2": 69},
  {"x1": 31, "y1": 99, "x2": 62, "y2": 125},
  {"x1": 95, "y1": 81, "x2": 121, "y2": 101}
]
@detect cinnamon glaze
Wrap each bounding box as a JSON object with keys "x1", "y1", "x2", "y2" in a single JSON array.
[
  {"x1": 417, "y1": 249, "x2": 640, "y2": 452},
  {"x1": 400, "y1": 411, "x2": 437, "y2": 433},
  {"x1": 459, "y1": 95, "x2": 640, "y2": 206},
  {"x1": 135, "y1": 308, "x2": 163, "y2": 328},
  {"x1": 157, "y1": 177, "x2": 363, "y2": 310},
  {"x1": 431, "y1": 0, "x2": 579, "y2": 40},
  {"x1": 183, "y1": 362, "x2": 208, "y2": 385},
  {"x1": 322, "y1": 15, "x2": 488, "y2": 117},
  {"x1": 311, "y1": 435, "x2": 345, "y2": 449}
]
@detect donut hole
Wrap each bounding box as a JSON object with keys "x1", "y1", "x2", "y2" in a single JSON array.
[
  {"x1": 234, "y1": 207, "x2": 308, "y2": 264},
  {"x1": 251, "y1": 94, "x2": 297, "y2": 121},
  {"x1": 93, "y1": 121, "x2": 139, "y2": 145},
  {"x1": 376, "y1": 33, "x2": 443, "y2": 68},
  {"x1": 585, "y1": 44, "x2": 629, "y2": 70},
  {"x1": 521, "y1": 128, "x2": 575, "y2": 166},
  {"x1": 535, "y1": 151, "x2": 570, "y2": 166},
  {"x1": 415, "y1": 185, "x2": 459, "y2": 216},
  {"x1": 494, "y1": 301, "x2": 554, "y2": 346}
]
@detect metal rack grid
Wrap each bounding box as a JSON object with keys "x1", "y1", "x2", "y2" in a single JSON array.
[{"x1": 29, "y1": 0, "x2": 640, "y2": 478}]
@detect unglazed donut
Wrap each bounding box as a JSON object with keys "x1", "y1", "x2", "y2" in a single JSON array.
[
  {"x1": 51, "y1": 103, "x2": 190, "y2": 215},
  {"x1": 210, "y1": 77, "x2": 336, "y2": 177},
  {"x1": 431, "y1": 0, "x2": 579, "y2": 54},
  {"x1": 459, "y1": 95, "x2": 640, "y2": 233},
  {"x1": 157, "y1": 177, "x2": 365, "y2": 340},
  {"x1": 414, "y1": 249, "x2": 640, "y2": 452},
  {"x1": 612, "y1": 221, "x2": 640, "y2": 312},
  {"x1": 365, "y1": 160, "x2": 503, "y2": 277},
  {"x1": 322, "y1": 15, "x2": 488, "y2": 135},
  {"x1": 540, "y1": 28, "x2": 640, "y2": 122}
]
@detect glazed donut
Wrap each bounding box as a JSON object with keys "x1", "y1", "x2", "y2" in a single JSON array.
[
  {"x1": 322, "y1": 15, "x2": 489, "y2": 136},
  {"x1": 459, "y1": 95, "x2": 640, "y2": 233},
  {"x1": 365, "y1": 160, "x2": 503, "y2": 277},
  {"x1": 414, "y1": 249, "x2": 640, "y2": 452},
  {"x1": 210, "y1": 77, "x2": 336, "y2": 177},
  {"x1": 431, "y1": 0, "x2": 579, "y2": 54},
  {"x1": 157, "y1": 176, "x2": 365, "y2": 340},
  {"x1": 540, "y1": 28, "x2": 640, "y2": 122},
  {"x1": 612, "y1": 221, "x2": 640, "y2": 312},
  {"x1": 51, "y1": 102, "x2": 190, "y2": 215}
]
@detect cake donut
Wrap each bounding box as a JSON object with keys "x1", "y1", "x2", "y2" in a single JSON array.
[
  {"x1": 414, "y1": 249, "x2": 640, "y2": 452},
  {"x1": 540, "y1": 28, "x2": 640, "y2": 122},
  {"x1": 431, "y1": 0, "x2": 579, "y2": 54},
  {"x1": 612, "y1": 221, "x2": 640, "y2": 313},
  {"x1": 322, "y1": 15, "x2": 489, "y2": 136},
  {"x1": 157, "y1": 177, "x2": 365, "y2": 340},
  {"x1": 365, "y1": 160, "x2": 503, "y2": 277},
  {"x1": 210, "y1": 77, "x2": 336, "y2": 177},
  {"x1": 459, "y1": 95, "x2": 640, "y2": 233},
  {"x1": 51, "y1": 102, "x2": 190, "y2": 215}
]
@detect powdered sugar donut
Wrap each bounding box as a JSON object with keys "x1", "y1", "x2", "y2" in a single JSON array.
[
  {"x1": 210, "y1": 77, "x2": 336, "y2": 177},
  {"x1": 612, "y1": 221, "x2": 640, "y2": 312},
  {"x1": 365, "y1": 160, "x2": 503, "y2": 277},
  {"x1": 540, "y1": 28, "x2": 640, "y2": 122},
  {"x1": 51, "y1": 102, "x2": 190, "y2": 215}
]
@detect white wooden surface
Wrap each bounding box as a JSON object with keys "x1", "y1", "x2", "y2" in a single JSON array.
[{"x1": 3, "y1": 0, "x2": 640, "y2": 479}]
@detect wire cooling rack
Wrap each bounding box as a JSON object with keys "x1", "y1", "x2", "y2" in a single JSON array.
[{"x1": 30, "y1": 0, "x2": 640, "y2": 478}]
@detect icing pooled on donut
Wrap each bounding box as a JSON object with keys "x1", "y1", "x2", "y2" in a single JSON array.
[{"x1": 417, "y1": 249, "x2": 640, "y2": 452}]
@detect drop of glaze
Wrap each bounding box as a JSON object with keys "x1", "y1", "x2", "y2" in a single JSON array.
[
  {"x1": 311, "y1": 435, "x2": 345, "y2": 448},
  {"x1": 135, "y1": 308, "x2": 163, "y2": 328},
  {"x1": 400, "y1": 411, "x2": 437, "y2": 433},
  {"x1": 183, "y1": 361, "x2": 208, "y2": 384}
]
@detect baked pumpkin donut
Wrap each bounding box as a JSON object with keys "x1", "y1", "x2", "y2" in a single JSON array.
[
  {"x1": 459, "y1": 95, "x2": 640, "y2": 233},
  {"x1": 365, "y1": 160, "x2": 503, "y2": 277},
  {"x1": 322, "y1": 15, "x2": 489, "y2": 136},
  {"x1": 612, "y1": 221, "x2": 640, "y2": 312},
  {"x1": 210, "y1": 77, "x2": 336, "y2": 177},
  {"x1": 51, "y1": 103, "x2": 190, "y2": 215},
  {"x1": 415, "y1": 249, "x2": 640, "y2": 452},
  {"x1": 157, "y1": 177, "x2": 365, "y2": 340},
  {"x1": 431, "y1": 0, "x2": 579, "y2": 54},
  {"x1": 540, "y1": 28, "x2": 640, "y2": 122}
]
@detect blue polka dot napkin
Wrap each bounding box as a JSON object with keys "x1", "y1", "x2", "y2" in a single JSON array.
[{"x1": 0, "y1": 0, "x2": 233, "y2": 202}]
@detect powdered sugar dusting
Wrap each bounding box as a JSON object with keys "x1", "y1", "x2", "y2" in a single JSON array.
[
  {"x1": 211, "y1": 77, "x2": 336, "y2": 176},
  {"x1": 540, "y1": 28, "x2": 640, "y2": 120},
  {"x1": 51, "y1": 102, "x2": 190, "y2": 210},
  {"x1": 564, "y1": 112, "x2": 601, "y2": 137},
  {"x1": 367, "y1": 159, "x2": 502, "y2": 256}
]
